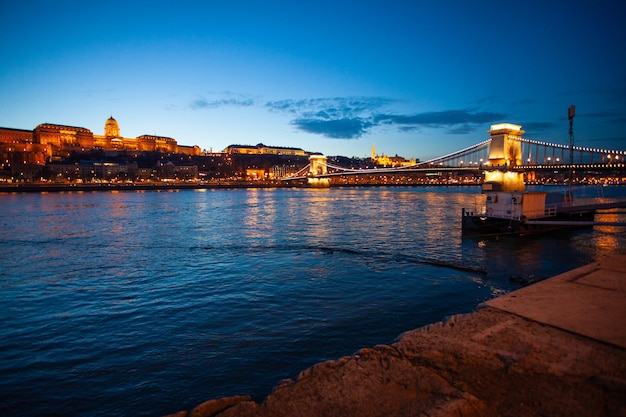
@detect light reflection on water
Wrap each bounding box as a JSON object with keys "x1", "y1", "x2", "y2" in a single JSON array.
[{"x1": 0, "y1": 186, "x2": 624, "y2": 417}]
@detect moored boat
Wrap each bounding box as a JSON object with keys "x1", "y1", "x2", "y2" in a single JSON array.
[
  {"x1": 461, "y1": 123, "x2": 598, "y2": 237},
  {"x1": 461, "y1": 189, "x2": 596, "y2": 236}
]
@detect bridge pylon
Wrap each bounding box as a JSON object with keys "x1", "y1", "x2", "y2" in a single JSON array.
[
  {"x1": 308, "y1": 154, "x2": 330, "y2": 188},
  {"x1": 484, "y1": 123, "x2": 526, "y2": 192},
  {"x1": 487, "y1": 123, "x2": 524, "y2": 166}
]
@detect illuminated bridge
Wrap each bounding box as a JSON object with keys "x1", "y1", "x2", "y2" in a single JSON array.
[{"x1": 282, "y1": 123, "x2": 626, "y2": 186}]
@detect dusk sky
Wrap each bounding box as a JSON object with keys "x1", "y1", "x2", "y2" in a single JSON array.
[{"x1": 1, "y1": 1, "x2": 624, "y2": 160}]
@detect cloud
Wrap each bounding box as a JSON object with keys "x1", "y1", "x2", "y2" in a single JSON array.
[
  {"x1": 447, "y1": 125, "x2": 475, "y2": 135},
  {"x1": 475, "y1": 95, "x2": 505, "y2": 105},
  {"x1": 266, "y1": 96, "x2": 394, "y2": 139},
  {"x1": 292, "y1": 117, "x2": 374, "y2": 139},
  {"x1": 266, "y1": 97, "x2": 395, "y2": 116},
  {"x1": 191, "y1": 93, "x2": 507, "y2": 140},
  {"x1": 583, "y1": 110, "x2": 626, "y2": 123},
  {"x1": 374, "y1": 110, "x2": 506, "y2": 129},
  {"x1": 191, "y1": 93, "x2": 255, "y2": 110},
  {"x1": 512, "y1": 98, "x2": 535, "y2": 106},
  {"x1": 267, "y1": 97, "x2": 506, "y2": 139},
  {"x1": 584, "y1": 111, "x2": 616, "y2": 119},
  {"x1": 522, "y1": 121, "x2": 558, "y2": 134}
]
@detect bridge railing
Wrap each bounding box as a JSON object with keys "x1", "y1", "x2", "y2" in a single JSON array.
[{"x1": 522, "y1": 206, "x2": 558, "y2": 219}]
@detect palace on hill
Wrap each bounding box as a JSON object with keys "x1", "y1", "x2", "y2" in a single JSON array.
[
  {"x1": 0, "y1": 116, "x2": 202, "y2": 166},
  {"x1": 0, "y1": 116, "x2": 316, "y2": 182}
]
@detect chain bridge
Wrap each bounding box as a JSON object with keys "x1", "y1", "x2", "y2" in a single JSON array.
[{"x1": 283, "y1": 123, "x2": 626, "y2": 187}]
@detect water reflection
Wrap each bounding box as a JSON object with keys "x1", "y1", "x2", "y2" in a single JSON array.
[
  {"x1": 573, "y1": 209, "x2": 626, "y2": 257},
  {"x1": 242, "y1": 189, "x2": 280, "y2": 243},
  {"x1": 1, "y1": 186, "x2": 625, "y2": 417}
]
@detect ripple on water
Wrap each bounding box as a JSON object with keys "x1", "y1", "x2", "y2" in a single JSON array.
[{"x1": 1, "y1": 186, "x2": 624, "y2": 416}]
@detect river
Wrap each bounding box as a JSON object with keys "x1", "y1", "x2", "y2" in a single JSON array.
[{"x1": 1, "y1": 186, "x2": 624, "y2": 416}]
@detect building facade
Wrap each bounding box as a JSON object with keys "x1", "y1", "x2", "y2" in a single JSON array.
[
  {"x1": 224, "y1": 143, "x2": 307, "y2": 156},
  {"x1": 35, "y1": 123, "x2": 95, "y2": 157},
  {"x1": 1, "y1": 116, "x2": 201, "y2": 160},
  {"x1": 0, "y1": 116, "x2": 202, "y2": 180},
  {"x1": 0, "y1": 127, "x2": 48, "y2": 174}
]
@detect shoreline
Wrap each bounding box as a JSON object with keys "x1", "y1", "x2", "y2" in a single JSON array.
[
  {"x1": 0, "y1": 182, "x2": 482, "y2": 193},
  {"x1": 164, "y1": 254, "x2": 626, "y2": 417},
  {"x1": 2, "y1": 182, "x2": 622, "y2": 194}
]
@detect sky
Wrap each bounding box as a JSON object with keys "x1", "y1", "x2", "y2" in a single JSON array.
[{"x1": 1, "y1": 0, "x2": 625, "y2": 160}]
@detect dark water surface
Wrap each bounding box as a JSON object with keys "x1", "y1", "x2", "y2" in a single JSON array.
[{"x1": 1, "y1": 186, "x2": 624, "y2": 416}]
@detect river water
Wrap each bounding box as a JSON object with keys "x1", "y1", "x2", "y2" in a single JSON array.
[{"x1": 1, "y1": 186, "x2": 624, "y2": 416}]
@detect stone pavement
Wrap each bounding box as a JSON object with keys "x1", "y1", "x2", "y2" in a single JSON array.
[
  {"x1": 165, "y1": 254, "x2": 626, "y2": 417},
  {"x1": 485, "y1": 253, "x2": 626, "y2": 349}
]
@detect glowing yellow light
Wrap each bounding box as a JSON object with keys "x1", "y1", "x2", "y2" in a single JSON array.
[{"x1": 490, "y1": 123, "x2": 522, "y2": 131}]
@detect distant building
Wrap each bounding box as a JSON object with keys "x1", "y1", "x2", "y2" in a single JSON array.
[
  {"x1": 177, "y1": 144, "x2": 202, "y2": 156},
  {"x1": 224, "y1": 143, "x2": 307, "y2": 156},
  {"x1": 371, "y1": 143, "x2": 417, "y2": 167},
  {"x1": 245, "y1": 168, "x2": 267, "y2": 180},
  {"x1": 0, "y1": 116, "x2": 202, "y2": 180},
  {"x1": 0, "y1": 127, "x2": 48, "y2": 176},
  {"x1": 35, "y1": 123, "x2": 95, "y2": 157},
  {"x1": 271, "y1": 164, "x2": 301, "y2": 179},
  {"x1": 0, "y1": 127, "x2": 35, "y2": 144},
  {"x1": 1, "y1": 115, "x2": 201, "y2": 160}
]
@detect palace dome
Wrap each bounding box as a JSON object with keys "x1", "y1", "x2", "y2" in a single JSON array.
[{"x1": 104, "y1": 116, "x2": 120, "y2": 138}]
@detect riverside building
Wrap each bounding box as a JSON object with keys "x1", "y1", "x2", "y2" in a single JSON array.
[
  {"x1": 0, "y1": 116, "x2": 201, "y2": 179},
  {"x1": 223, "y1": 143, "x2": 307, "y2": 156}
]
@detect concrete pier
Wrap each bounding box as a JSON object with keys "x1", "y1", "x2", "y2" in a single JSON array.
[{"x1": 167, "y1": 254, "x2": 626, "y2": 417}]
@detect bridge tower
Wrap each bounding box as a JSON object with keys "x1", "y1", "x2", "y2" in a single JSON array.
[
  {"x1": 308, "y1": 154, "x2": 330, "y2": 188},
  {"x1": 483, "y1": 123, "x2": 526, "y2": 192},
  {"x1": 487, "y1": 123, "x2": 524, "y2": 166}
]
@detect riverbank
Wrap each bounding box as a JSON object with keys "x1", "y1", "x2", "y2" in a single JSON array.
[
  {"x1": 0, "y1": 182, "x2": 293, "y2": 193},
  {"x1": 0, "y1": 182, "x2": 486, "y2": 193},
  {"x1": 164, "y1": 254, "x2": 626, "y2": 417}
]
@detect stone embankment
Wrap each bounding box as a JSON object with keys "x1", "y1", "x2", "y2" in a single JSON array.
[{"x1": 164, "y1": 254, "x2": 626, "y2": 417}]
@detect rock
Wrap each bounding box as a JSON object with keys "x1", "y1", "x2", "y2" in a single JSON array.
[
  {"x1": 162, "y1": 411, "x2": 188, "y2": 417},
  {"x1": 189, "y1": 395, "x2": 252, "y2": 417},
  {"x1": 210, "y1": 341, "x2": 491, "y2": 417},
  {"x1": 202, "y1": 307, "x2": 626, "y2": 417}
]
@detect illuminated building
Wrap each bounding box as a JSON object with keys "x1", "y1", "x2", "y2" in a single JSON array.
[
  {"x1": 224, "y1": 143, "x2": 307, "y2": 156},
  {"x1": 35, "y1": 123, "x2": 94, "y2": 157},
  {"x1": 0, "y1": 127, "x2": 48, "y2": 174},
  {"x1": 0, "y1": 127, "x2": 36, "y2": 144},
  {"x1": 0, "y1": 116, "x2": 202, "y2": 180},
  {"x1": 135, "y1": 135, "x2": 177, "y2": 153},
  {"x1": 371, "y1": 143, "x2": 416, "y2": 167},
  {"x1": 1, "y1": 116, "x2": 201, "y2": 160},
  {"x1": 90, "y1": 116, "x2": 190, "y2": 154},
  {"x1": 245, "y1": 168, "x2": 268, "y2": 180}
]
